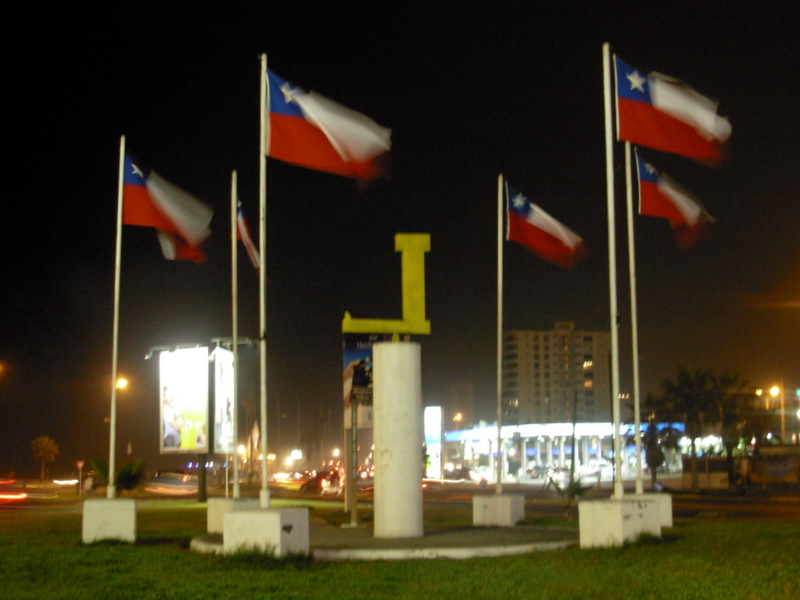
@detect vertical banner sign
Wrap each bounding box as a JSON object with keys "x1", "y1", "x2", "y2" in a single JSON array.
[
  {"x1": 213, "y1": 347, "x2": 234, "y2": 454},
  {"x1": 424, "y1": 406, "x2": 443, "y2": 479},
  {"x1": 160, "y1": 347, "x2": 209, "y2": 453},
  {"x1": 343, "y1": 333, "x2": 412, "y2": 429},
  {"x1": 343, "y1": 334, "x2": 385, "y2": 430}
]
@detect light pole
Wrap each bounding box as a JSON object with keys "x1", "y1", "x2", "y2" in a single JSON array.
[{"x1": 770, "y1": 385, "x2": 785, "y2": 443}]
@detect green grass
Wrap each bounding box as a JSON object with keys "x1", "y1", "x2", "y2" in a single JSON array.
[{"x1": 1, "y1": 501, "x2": 798, "y2": 600}]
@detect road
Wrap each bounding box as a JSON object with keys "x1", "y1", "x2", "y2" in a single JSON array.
[{"x1": 3, "y1": 476, "x2": 799, "y2": 521}]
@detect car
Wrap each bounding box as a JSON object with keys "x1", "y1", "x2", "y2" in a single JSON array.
[
  {"x1": 300, "y1": 469, "x2": 343, "y2": 496},
  {"x1": 144, "y1": 472, "x2": 198, "y2": 495},
  {"x1": 0, "y1": 479, "x2": 27, "y2": 504},
  {"x1": 579, "y1": 459, "x2": 613, "y2": 480},
  {"x1": 443, "y1": 465, "x2": 488, "y2": 488},
  {"x1": 527, "y1": 464, "x2": 546, "y2": 478}
]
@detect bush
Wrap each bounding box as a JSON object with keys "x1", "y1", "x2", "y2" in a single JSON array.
[{"x1": 116, "y1": 460, "x2": 145, "y2": 491}]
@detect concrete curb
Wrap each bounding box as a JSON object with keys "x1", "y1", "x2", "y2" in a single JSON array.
[
  {"x1": 311, "y1": 539, "x2": 577, "y2": 561},
  {"x1": 190, "y1": 534, "x2": 577, "y2": 561}
]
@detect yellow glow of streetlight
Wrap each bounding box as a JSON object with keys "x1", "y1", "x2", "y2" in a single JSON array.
[
  {"x1": 769, "y1": 385, "x2": 780, "y2": 398},
  {"x1": 116, "y1": 378, "x2": 128, "y2": 389}
]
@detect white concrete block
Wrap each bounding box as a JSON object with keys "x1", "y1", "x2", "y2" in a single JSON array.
[
  {"x1": 578, "y1": 497, "x2": 661, "y2": 548},
  {"x1": 223, "y1": 508, "x2": 309, "y2": 556},
  {"x1": 82, "y1": 498, "x2": 137, "y2": 544},
  {"x1": 472, "y1": 494, "x2": 525, "y2": 527},
  {"x1": 630, "y1": 493, "x2": 673, "y2": 528},
  {"x1": 207, "y1": 497, "x2": 260, "y2": 534}
]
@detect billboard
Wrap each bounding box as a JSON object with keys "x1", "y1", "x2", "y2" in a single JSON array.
[
  {"x1": 160, "y1": 347, "x2": 209, "y2": 453},
  {"x1": 343, "y1": 334, "x2": 397, "y2": 430},
  {"x1": 213, "y1": 347, "x2": 234, "y2": 454}
]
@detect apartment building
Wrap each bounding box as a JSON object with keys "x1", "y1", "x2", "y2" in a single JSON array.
[{"x1": 502, "y1": 321, "x2": 611, "y2": 424}]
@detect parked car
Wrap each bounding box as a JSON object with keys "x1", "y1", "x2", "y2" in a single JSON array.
[
  {"x1": 527, "y1": 463, "x2": 546, "y2": 479},
  {"x1": 579, "y1": 459, "x2": 613, "y2": 480}
]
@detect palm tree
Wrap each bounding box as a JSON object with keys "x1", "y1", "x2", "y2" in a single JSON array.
[
  {"x1": 661, "y1": 368, "x2": 713, "y2": 493},
  {"x1": 31, "y1": 435, "x2": 59, "y2": 482},
  {"x1": 641, "y1": 393, "x2": 682, "y2": 489},
  {"x1": 709, "y1": 372, "x2": 753, "y2": 489}
]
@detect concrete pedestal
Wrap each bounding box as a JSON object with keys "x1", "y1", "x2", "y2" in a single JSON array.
[
  {"x1": 223, "y1": 508, "x2": 310, "y2": 556},
  {"x1": 578, "y1": 497, "x2": 661, "y2": 548},
  {"x1": 207, "y1": 497, "x2": 260, "y2": 534},
  {"x1": 82, "y1": 498, "x2": 137, "y2": 544},
  {"x1": 373, "y1": 342, "x2": 424, "y2": 539},
  {"x1": 472, "y1": 494, "x2": 525, "y2": 527},
  {"x1": 630, "y1": 493, "x2": 673, "y2": 528}
]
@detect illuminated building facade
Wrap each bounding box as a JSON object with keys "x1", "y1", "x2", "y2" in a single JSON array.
[{"x1": 502, "y1": 321, "x2": 611, "y2": 424}]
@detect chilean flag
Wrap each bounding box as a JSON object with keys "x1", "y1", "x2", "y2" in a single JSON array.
[
  {"x1": 615, "y1": 56, "x2": 731, "y2": 165},
  {"x1": 506, "y1": 183, "x2": 586, "y2": 269},
  {"x1": 635, "y1": 152, "x2": 715, "y2": 249},
  {"x1": 236, "y1": 202, "x2": 260, "y2": 270},
  {"x1": 266, "y1": 70, "x2": 391, "y2": 180},
  {"x1": 122, "y1": 155, "x2": 213, "y2": 262}
]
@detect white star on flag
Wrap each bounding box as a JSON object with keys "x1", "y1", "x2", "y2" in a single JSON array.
[{"x1": 626, "y1": 69, "x2": 646, "y2": 93}]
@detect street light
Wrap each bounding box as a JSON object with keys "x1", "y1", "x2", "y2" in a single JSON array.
[{"x1": 770, "y1": 385, "x2": 785, "y2": 442}]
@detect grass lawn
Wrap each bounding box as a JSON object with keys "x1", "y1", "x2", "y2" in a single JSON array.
[{"x1": 1, "y1": 499, "x2": 798, "y2": 599}]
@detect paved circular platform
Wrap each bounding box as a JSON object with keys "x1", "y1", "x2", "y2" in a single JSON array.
[{"x1": 191, "y1": 521, "x2": 578, "y2": 561}]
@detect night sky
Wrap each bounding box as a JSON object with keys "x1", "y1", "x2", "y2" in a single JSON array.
[{"x1": 2, "y1": 6, "x2": 798, "y2": 478}]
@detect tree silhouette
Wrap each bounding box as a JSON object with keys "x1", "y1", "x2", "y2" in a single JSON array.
[
  {"x1": 31, "y1": 435, "x2": 59, "y2": 482},
  {"x1": 709, "y1": 372, "x2": 754, "y2": 489},
  {"x1": 660, "y1": 368, "x2": 713, "y2": 493}
]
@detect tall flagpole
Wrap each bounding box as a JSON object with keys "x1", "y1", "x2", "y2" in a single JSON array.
[
  {"x1": 258, "y1": 53, "x2": 270, "y2": 507},
  {"x1": 625, "y1": 142, "x2": 644, "y2": 494},
  {"x1": 107, "y1": 135, "x2": 125, "y2": 499},
  {"x1": 231, "y1": 170, "x2": 241, "y2": 499},
  {"x1": 496, "y1": 173, "x2": 504, "y2": 495},
  {"x1": 603, "y1": 43, "x2": 624, "y2": 499}
]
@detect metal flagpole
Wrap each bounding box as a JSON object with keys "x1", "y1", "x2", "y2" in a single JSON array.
[
  {"x1": 231, "y1": 170, "x2": 241, "y2": 499},
  {"x1": 107, "y1": 134, "x2": 125, "y2": 498},
  {"x1": 603, "y1": 43, "x2": 624, "y2": 499},
  {"x1": 259, "y1": 53, "x2": 270, "y2": 507},
  {"x1": 496, "y1": 173, "x2": 504, "y2": 495},
  {"x1": 625, "y1": 142, "x2": 644, "y2": 494}
]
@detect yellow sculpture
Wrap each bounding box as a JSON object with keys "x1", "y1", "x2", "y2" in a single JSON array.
[{"x1": 342, "y1": 233, "x2": 431, "y2": 336}]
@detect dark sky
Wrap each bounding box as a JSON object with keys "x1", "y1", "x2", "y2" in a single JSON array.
[{"x1": 2, "y1": 6, "x2": 798, "y2": 477}]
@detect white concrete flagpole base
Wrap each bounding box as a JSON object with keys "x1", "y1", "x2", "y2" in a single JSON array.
[
  {"x1": 82, "y1": 498, "x2": 137, "y2": 543},
  {"x1": 578, "y1": 497, "x2": 662, "y2": 548},
  {"x1": 373, "y1": 341, "x2": 423, "y2": 539},
  {"x1": 472, "y1": 493, "x2": 525, "y2": 527},
  {"x1": 207, "y1": 497, "x2": 260, "y2": 534}
]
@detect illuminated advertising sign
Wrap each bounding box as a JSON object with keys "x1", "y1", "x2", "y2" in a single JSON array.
[
  {"x1": 213, "y1": 347, "x2": 234, "y2": 454},
  {"x1": 424, "y1": 406, "x2": 442, "y2": 478},
  {"x1": 343, "y1": 334, "x2": 389, "y2": 430},
  {"x1": 160, "y1": 347, "x2": 209, "y2": 454},
  {"x1": 343, "y1": 334, "x2": 411, "y2": 430}
]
